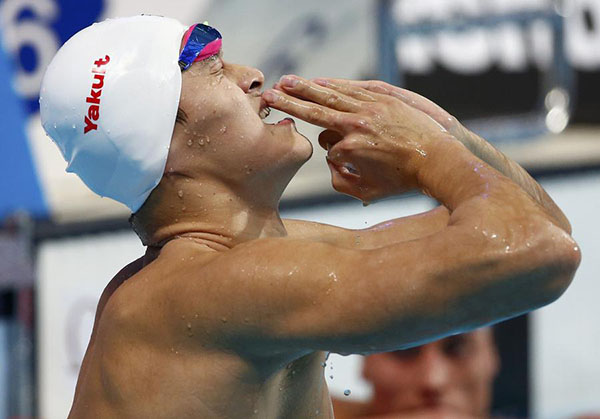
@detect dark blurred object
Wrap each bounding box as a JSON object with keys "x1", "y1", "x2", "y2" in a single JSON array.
[
  {"x1": 0, "y1": 233, "x2": 34, "y2": 290},
  {"x1": 491, "y1": 315, "x2": 529, "y2": 417},
  {"x1": 0, "y1": 214, "x2": 36, "y2": 418},
  {"x1": 377, "y1": 0, "x2": 599, "y2": 142}
]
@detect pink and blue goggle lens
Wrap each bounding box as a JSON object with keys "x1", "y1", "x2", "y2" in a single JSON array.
[{"x1": 178, "y1": 23, "x2": 222, "y2": 71}]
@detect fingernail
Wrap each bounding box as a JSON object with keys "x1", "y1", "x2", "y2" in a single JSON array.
[
  {"x1": 313, "y1": 78, "x2": 329, "y2": 86},
  {"x1": 280, "y1": 75, "x2": 298, "y2": 88},
  {"x1": 262, "y1": 90, "x2": 280, "y2": 103}
]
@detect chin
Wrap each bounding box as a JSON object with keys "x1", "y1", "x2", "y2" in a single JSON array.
[{"x1": 295, "y1": 131, "x2": 314, "y2": 161}]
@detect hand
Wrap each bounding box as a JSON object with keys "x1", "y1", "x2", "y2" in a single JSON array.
[
  {"x1": 320, "y1": 79, "x2": 478, "y2": 149},
  {"x1": 262, "y1": 75, "x2": 453, "y2": 202}
]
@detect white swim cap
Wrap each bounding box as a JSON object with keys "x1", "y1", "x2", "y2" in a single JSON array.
[{"x1": 40, "y1": 15, "x2": 187, "y2": 212}]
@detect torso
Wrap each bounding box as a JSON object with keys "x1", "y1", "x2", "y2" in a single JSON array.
[{"x1": 68, "y1": 239, "x2": 334, "y2": 418}]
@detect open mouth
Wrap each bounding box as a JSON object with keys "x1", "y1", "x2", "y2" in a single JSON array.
[
  {"x1": 258, "y1": 102, "x2": 296, "y2": 126},
  {"x1": 259, "y1": 104, "x2": 271, "y2": 120}
]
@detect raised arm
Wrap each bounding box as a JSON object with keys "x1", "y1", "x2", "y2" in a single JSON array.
[
  {"x1": 205, "y1": 138, "x2": 578, "y2": 357},
  {"x1": 282, "y1": 205, "x2": 450, "y2": 249},
  {"x1": 193, "y1": 77, "x2": 581, "y2": 356},
  {"x1": 318, "y1": 79, "x2": 571, "y2": 234}
]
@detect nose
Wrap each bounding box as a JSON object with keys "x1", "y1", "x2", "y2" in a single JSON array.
[
  {"x1": 416, "y1": 347, "x2": 451, "y2": 394},
  {"x1": 228, "y1": 63, "x2": 264, "y2": 94}
]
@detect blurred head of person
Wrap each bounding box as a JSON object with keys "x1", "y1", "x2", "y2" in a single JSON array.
[{"x1": 337, "y1": 328, "x2": 500, "y2": 418}]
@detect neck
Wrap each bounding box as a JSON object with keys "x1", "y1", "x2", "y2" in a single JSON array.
[{"x1": 140, "y1": 174, "x2": 288, "y2": 251}]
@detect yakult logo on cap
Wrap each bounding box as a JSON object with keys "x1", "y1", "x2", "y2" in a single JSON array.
[{"x1": 84, "y1": 55, "x2": 110, "y2": 134}]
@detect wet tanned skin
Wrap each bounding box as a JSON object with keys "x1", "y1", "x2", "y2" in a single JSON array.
[{"x1": 68, "y1": 54, "x2": 580, "y2": 418}]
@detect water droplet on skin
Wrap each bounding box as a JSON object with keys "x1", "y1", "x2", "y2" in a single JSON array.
[
  {"x1": 221, "y1": 317, "x2": 228, "y2": 323},
  {"x1": 182, "y1": 206, "x2": 186, "y2": 211},
  {"x1": 177, "y1": 190, "x2": 184, "y2": 199},
  {"x1": 344, "y1": 389, "x2": 351, "y2": 396},
  {"x1": 206, "y1": 137, "x2": 211, "y2": 143},
  {"x1": 181, "y1": 315, "x2": 186, "y2": 320},
  {"x1": 194, "y1": 314, "x2": 199, "y2": 318},
  {"x1": 219, "y1": 126, "x2": 227, "y2": 134},
  {"x1": 187, "y1": 322, "x2": 192, "y2": 329},
  {"x1": 187, "y1": 139, "x2": 193, "y2": 146}
]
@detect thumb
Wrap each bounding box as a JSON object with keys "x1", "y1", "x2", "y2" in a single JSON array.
[{"x1": 318, "y1": 129, "x2": 344, "y2": 151}]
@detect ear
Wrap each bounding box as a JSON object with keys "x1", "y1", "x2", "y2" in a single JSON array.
[{"x1": 176, "y1": 107, "x2": 188, "y2": 125}]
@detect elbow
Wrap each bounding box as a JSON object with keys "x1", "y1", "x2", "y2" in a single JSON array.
[
  {"x1": 530, "y1": 227, "x2": 582, "y2": 306},
  {"x1": 551, "y1": 238, "x2": 581, "y2": 301}
]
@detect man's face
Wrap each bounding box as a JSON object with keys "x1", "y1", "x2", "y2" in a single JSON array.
[
  {"x1": 171, "y1": 52, "x2": 313, "y2": 186},
  {"x1": 363, "y1": 329, "x2": 499, "y2": 418}
]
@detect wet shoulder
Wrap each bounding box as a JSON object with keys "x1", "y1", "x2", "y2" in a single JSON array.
[{"x1": 99, "y1": 240, "x2": 225, "y2": 330}]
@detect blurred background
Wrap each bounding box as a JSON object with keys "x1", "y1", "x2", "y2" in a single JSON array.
[{"x1": 0, "y1": 0, "x2": 599, "y2": 418}]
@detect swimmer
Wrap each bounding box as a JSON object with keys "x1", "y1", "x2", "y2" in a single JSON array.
[
  {"x1": 40, "y1": 16, "x2": 580, "y2": 419},
  {"x1": 332, "y1": 328, "x2": 500, "y2": 419}
]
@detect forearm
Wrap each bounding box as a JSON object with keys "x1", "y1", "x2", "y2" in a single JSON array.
[
  {"x1": 458, "y1": 128, "x2": 571, "y2": 234},
  {"x1": 417, "y1": 135, "x2": 538, "y2": 217}
]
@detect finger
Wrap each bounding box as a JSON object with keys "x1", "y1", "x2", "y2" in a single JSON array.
[
  {"x1": 321, "y1": 78, "x2": 457, "y2": 131},
  {"x1": 276, "y1": 75, "x2": 362, "y2": 113},
  {"x1": 316, "y1": 78, "x2": 397, "y2": 98},
  {"x1": 311, "y1": 78, "x2": 382, "y2": 102},
  {"x1": 318, "y1": 129, "x2": 344, "y2": 151},
  {"x1": 262, "y1": 89, "x2": 364, "y2": 133}
]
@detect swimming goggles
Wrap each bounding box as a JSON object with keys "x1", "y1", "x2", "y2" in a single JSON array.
[{"x1": 178, "y1": 23, "x2": 223, "y2": 71}]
